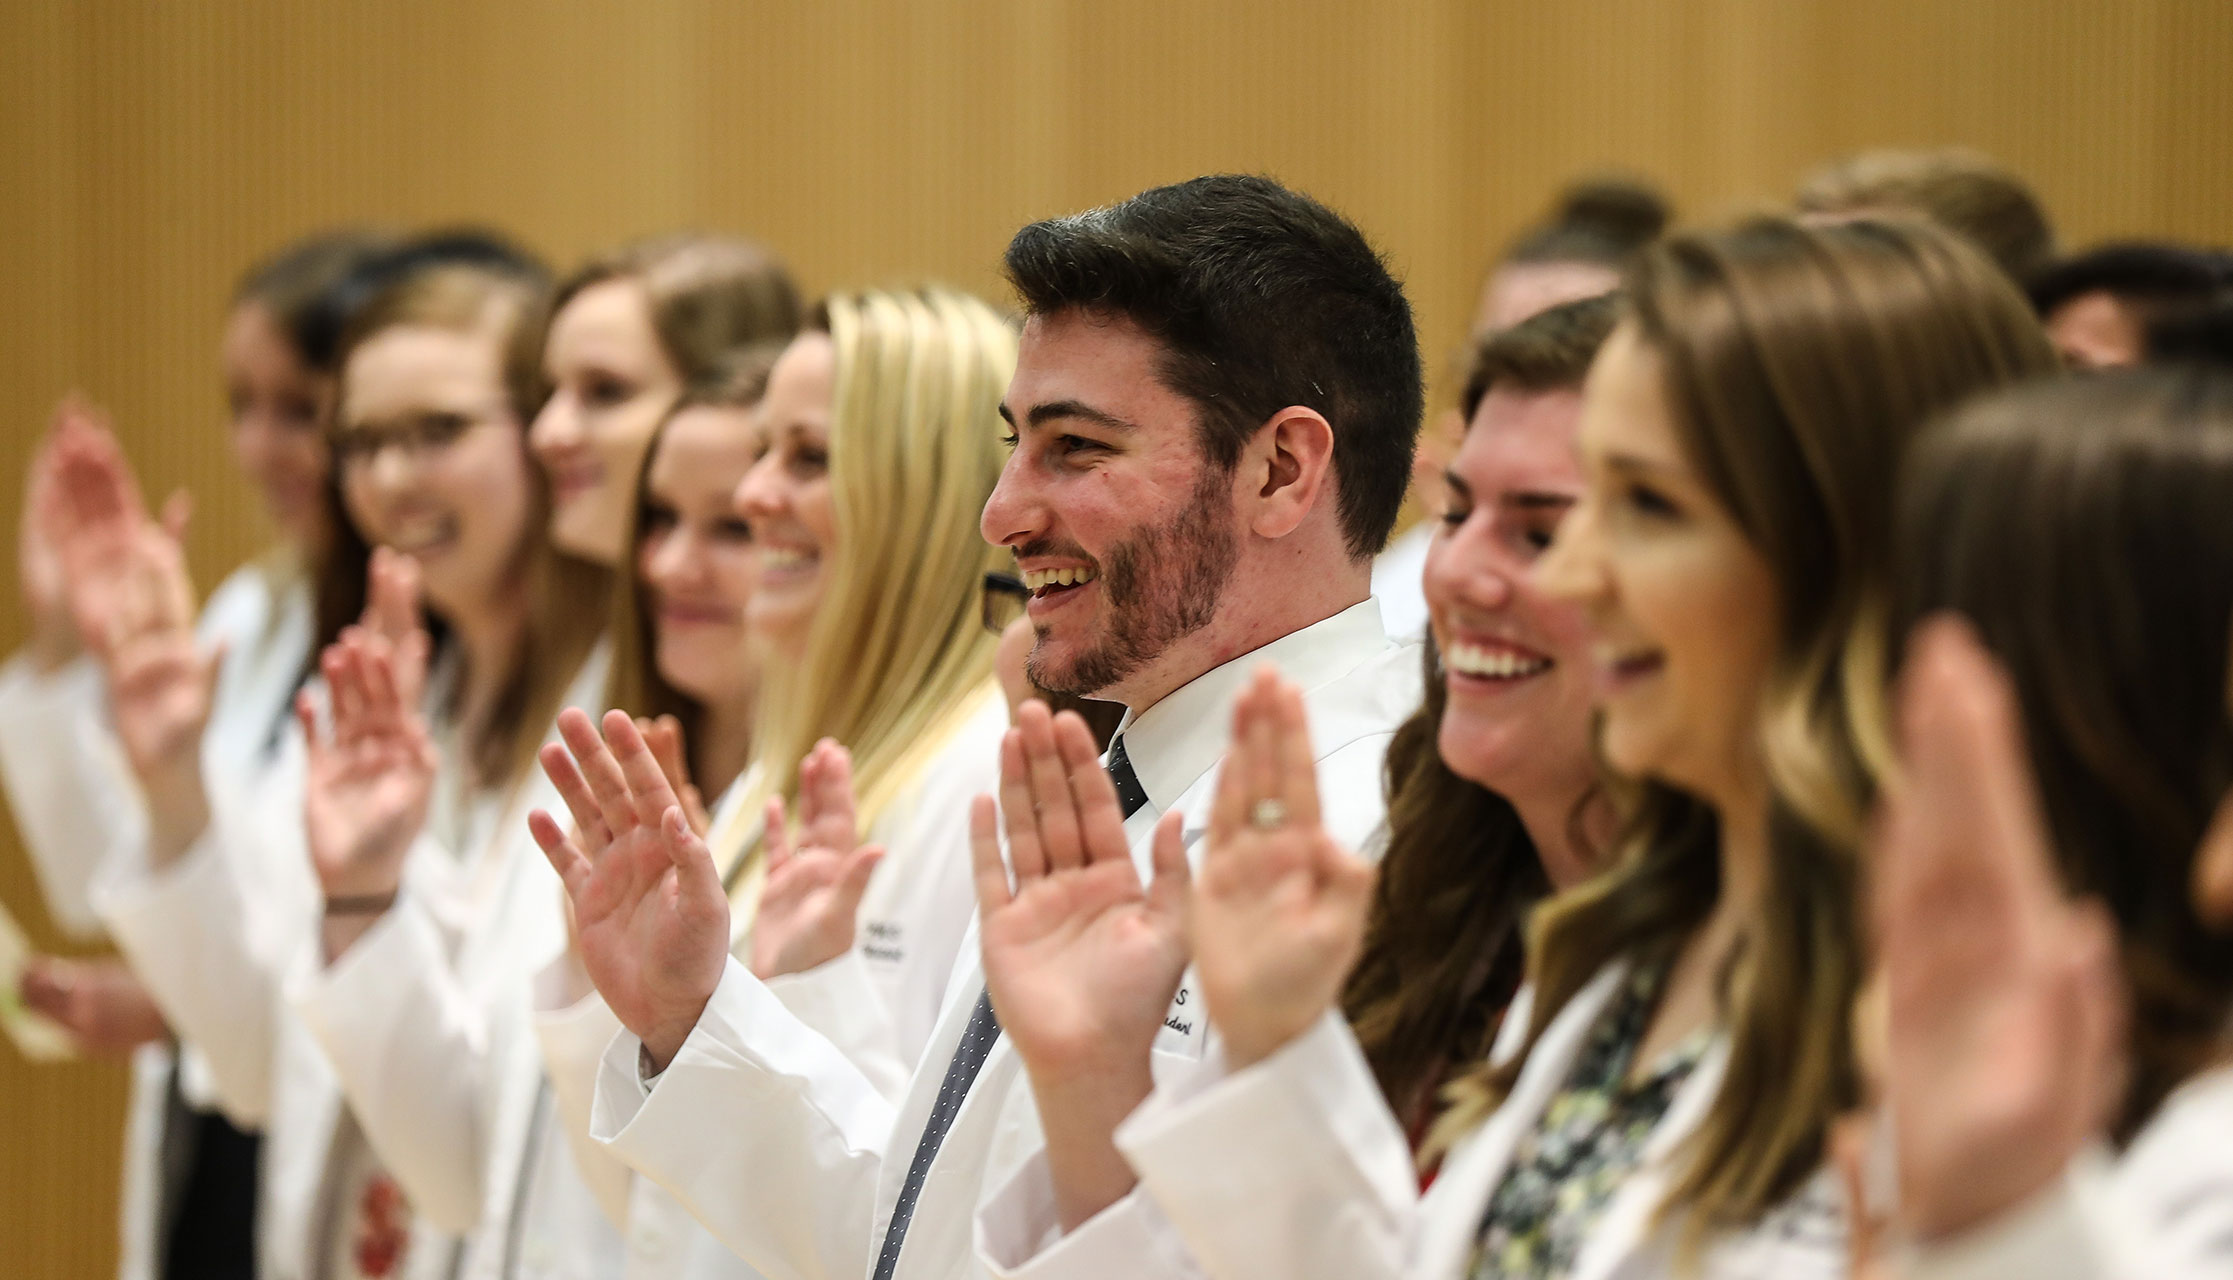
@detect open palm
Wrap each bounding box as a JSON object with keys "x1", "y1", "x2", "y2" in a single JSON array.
[
  {"x1": 1874, "y1": 618, "x2": 2125, "y2": 1240},
  {"x1": 531, "y1": 708, "x2": 730, "y2": 1071},
  {"x1": 1191, "y1": 668, "x2": 1375, "y2": 1070},
  {"x1": 972, "y1": 702, "x2": 1189, "y2": 1077},
  {"x1": 301, "y1": 630, "x2": 436, "y2": 900},
  {"x1": 752, "y1": 739, "x2": 885, "y2": 979}
]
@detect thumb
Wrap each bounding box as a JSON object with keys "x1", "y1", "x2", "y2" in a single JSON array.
[
  {"x1": 762, "y1": 797, "x2": 791, "y2": 871},
  {"x1": 159, "y1": 489, "x2": 192, "y2": 543},
  {"x1": 1146, "y1": 809, "x2": 1192, "y2": 917},
  {"x1": 662, "y1": 805, "x2": 726, "y2": 910},
  {"x1": 837, "y1": 845, "x2": 885, "y2": 907}
]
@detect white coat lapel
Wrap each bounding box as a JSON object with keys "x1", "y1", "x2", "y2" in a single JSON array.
[{"x1": 1413, "y1": 961, "x2": 1632, "y2": 1280}]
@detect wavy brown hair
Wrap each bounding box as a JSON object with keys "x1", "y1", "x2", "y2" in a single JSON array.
[
  {"x1": 1441, "y1": 217, "x2": 2059, "y2": 1234},
  {"x1": 1340, "y1": 295, "x2": 1619, "y2": 1131},
  {"x1": 1896, "y1": 368, "x2": 2233, "y2": 1142}
]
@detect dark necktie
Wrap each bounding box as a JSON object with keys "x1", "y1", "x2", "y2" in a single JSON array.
[{"x1": 870, "y1": 736, "x2": 1149, "y2": 1280}]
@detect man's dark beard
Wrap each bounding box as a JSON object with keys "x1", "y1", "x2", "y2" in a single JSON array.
[{"x1": 1026, "y1": 464, "x2": 1237, "y2": 697}]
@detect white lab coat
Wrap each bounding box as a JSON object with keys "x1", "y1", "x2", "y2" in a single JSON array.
[
  {"x1": 1115, "y1": 960, "x2": 1848, "y2": 1280},
  {"x1": 1906, "y1": 1063, "x2": 2233, "y2": 1280},
  {"x1": 588, "y1": 600, "x2": 1420, "y2": 1280},
  {"x1": 96, "y1": 638, "x2": 610, "y2": 1280},
  {"x1": 0, "y1": 560, "x2": 312, "y2": 1280},
  {"x1": 535, "y1": 687, "x2": 1012, "y2": 1280},
  {"x1": 286, "y1": 643, "x2": 624, "y2": 1280}
]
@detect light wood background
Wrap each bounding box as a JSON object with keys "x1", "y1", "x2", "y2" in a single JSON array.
[{"x1": 3, "y1": 1, "x2": 2228, "y2": 1273}]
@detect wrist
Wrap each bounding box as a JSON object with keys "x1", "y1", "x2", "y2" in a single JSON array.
[
  {"x1": 143, "y1": 766, "x2": 211, "y2": 869},
  {"x1": 26, "y1": 616, "x2": 80, "y2": 672},
  {"x1": 641, "y1": 999, "x2": 713, "y2": 1075}
]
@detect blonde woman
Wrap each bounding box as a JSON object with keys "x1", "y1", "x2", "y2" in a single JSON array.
[
  {"x1": 531, "y1": 287, "x2": 1016, "y2": 1278},
  {"x1": 1115, "y1": 218, "x2": 2058, "y2": 1280}
]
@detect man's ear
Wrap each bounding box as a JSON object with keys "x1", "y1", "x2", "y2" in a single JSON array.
[{"x1": 1243, "y1": 406, "x2": 1335, "y2": 540}]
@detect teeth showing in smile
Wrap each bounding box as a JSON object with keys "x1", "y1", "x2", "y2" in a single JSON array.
[
  {"x1": 1446, "y1": 643, "x2": 1551, "y2": 679},
  {"x1": 1022, "y1": 566, "x2": 1098, "y2": 593},
  {"x1": 388, "y1": 516, "x2": 456, "y2": 554},
  {"x1": 762, "y1": 546, "x2": 816, "y2": 571}
]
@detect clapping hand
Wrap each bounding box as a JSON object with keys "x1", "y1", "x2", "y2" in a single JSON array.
[
  {"x1": 530, "y1": 709, "x2": 730, "y2": 1072},
  {"x1": 1866, "y1": 616, "x2": 2126, "y2": 1241},
  {"x1": 1191, "y1": 667, "x2": 1375, "y2": 1071},
  {"x1": 752, "y1": 739, "x2": 885, "y2": 979},
  {"x1": 300, "y1": 628, "x2": 437, "y2": 916},
  {"x1": 970, "y1": 700, "x2": 1187, "y2": 1230}
]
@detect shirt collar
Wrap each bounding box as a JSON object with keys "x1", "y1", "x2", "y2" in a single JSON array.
[{"x1": 1112, "y1": 597, "x2": 1392, "y2": 812}]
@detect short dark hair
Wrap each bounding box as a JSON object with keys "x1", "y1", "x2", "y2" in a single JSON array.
[
  {"x1": 1795, "y1": 147, "x2": 2057, "y2": 283},
  {"x1": 1459, "y1": 292, "x2": 1622, "y2": 418},
  {"x1": 1500, "y1": 176, "x2": 1670, "y2": 271},
  {"x1": 1003, "y1": 174, "x2": 1423, "y2": 558},
  {"x1": 2027, "y1": 241, "x2": 2233, "y2": 321}
]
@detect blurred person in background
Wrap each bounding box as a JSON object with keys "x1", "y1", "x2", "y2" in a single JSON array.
[
  {"x1": 1795, "y1": 145, "x2": 2058, "y2": 285},
  {"x1": 1855, "y1": 368, "x2": 2233, "y2": 1278},
  {"x1": 2025, "y1": 241, "x2": 2233, "y2": 370},
  {"x1": 278, "y1": 234, "x2": 800, "y2": 1280},
  {"x1": 1377, "y1": 177, "x2": 1666, "y2": 642},
  {"x1": 3, "y1": 229, "x2": 390, "y2": 1280}
]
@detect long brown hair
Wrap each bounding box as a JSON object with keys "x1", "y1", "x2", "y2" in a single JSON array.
[
  {"x1": 330, "y1": 258, "x2": 607, "y2": 790},
  {"x1": 1896, "y1": 368, "x2": 2233, "y2": 1142},
  {"x1": 1341, "y1": 295, "x2": 1619, "y2": 1129},
  {"x1": 605, "y1": 347, "x2": 784, "y2": 749},
  {"x1": 1446, "y1": 217, "x2": 2059, "y2": 1232}
]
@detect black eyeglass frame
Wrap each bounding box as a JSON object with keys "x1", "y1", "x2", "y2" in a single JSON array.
[{"x1": 981, "y1": 571, "x2": 1030, "y2": 635}]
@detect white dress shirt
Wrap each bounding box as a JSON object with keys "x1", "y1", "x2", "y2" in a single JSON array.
[
  {"x1": 588, "y1": 598, "x2": 1421, "y2": 1280},
  {"x1": 1, "y1": 560, "x2": 312, "y2": 1280},
  {"x1": 1908, "y1": 1063, "x2": 2233, "y2": 1280},
  {"x1": 1116, "y1": 960, "x2": 1847, "y2": 1280},
  {"x1": 534, "y1": 686, "x2": 1010, "y2": 1280},
  {"x1": 1369, "y1": 521, "x2": 1433, "y2": 645}
]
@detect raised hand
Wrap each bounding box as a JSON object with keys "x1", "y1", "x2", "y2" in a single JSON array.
[
  {"x1": 1872, "y1": 617, "x2": 2126, "y2": 1240},
  {"x1": 1191, "y1": 667, "x2": 1375, "y2": 1071},
  {"x1": 971, "y1": 701, "x2": 1187, "y2": 1229},
  {"x1": 638, "y1": 714, "x2": 711, "y2": 837},
  {"x1": 751, "y1": 739, "x2": 885, "y2": 979},
  {"x1": 18, "y1": 955, "x2": 170, "y2": 1058},
  {"x1": 530, "y1": 709, "x2": 730, "y2": 1072},
  {"x1": 300, "y1": 629, "x2": 437, "y2": 907},
  {"x1": 17, "y1": 399, "x2": 112, "y2": 668},
  {"x1": 357, "y1": 547, "x2": 428, "y2": 708}
]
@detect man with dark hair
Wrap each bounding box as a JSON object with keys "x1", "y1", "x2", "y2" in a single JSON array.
[
  {"x1": 558, "y1": 175, "x2": 1425, "y2": 1280},
  {"x1": 2027, "y1": 241, "x2": 2233, "y2": 370}
]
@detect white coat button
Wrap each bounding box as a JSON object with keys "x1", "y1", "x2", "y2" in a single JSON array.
[{"x1": 633, "y1": 1222, "x2": 665, "y2": 1259}]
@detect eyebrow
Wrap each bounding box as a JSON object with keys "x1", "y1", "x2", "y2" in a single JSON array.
[
  {"x1": 997, "y1": 398, "x2": 1140, "y2": 433},
  {"x1": 1599, "y1": 449, "x2": 1688, "y2": 480},
  {"x1": 1442, "y1": 470, "x2": 1575, "y2": 511}
]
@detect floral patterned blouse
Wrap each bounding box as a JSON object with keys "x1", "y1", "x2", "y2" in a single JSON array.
[{"x1": 1466, "y1": 962, "x2": 1709, "y2": 1279}]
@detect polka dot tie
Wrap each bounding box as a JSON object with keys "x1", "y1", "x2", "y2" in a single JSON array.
[{"x1": 869, "y1": 738, "x2": 1149, "y2": 1280}]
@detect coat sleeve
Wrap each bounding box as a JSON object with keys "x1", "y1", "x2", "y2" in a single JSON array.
[
  {"x1": 92, "y1": 789, "x2": 311, "y2": 1126},
  {"x1": 1107, "y1": 1012, "x2": 1420, "y2": 1280},
  {"x1": 591, "y1": 954, "x2": 898, "y2": 1280},
  {"x1": 286, "y1": 858, "x2": 504, "y2": 1235},
  {"x1": 0, "y1": 651, "x2": 139, "y2": 940},
  {"x1": 530, "y1": 975, "x2": 637, "y2": 1231}
]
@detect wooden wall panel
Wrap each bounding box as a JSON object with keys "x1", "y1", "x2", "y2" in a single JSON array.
[{"x1": 3, "y1": 2, "x2": 2228, "y2": 1273}]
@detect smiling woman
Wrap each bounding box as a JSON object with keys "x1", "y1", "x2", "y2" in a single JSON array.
[{"x1": 531, "y1": 234, "x2": 802, "y2": 567}]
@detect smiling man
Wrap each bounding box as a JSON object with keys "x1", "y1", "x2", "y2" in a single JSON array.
[{"x1": 566, "y1": 174, "x2": 1426, "y2": 1280}]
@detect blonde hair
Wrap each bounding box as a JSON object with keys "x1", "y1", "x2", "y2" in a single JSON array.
[
  {"x1": 1435, "y1": 218, "x2": 2059, "y2": 1234},
  {"x1": 722, "y1": 287, "x2": 1013, "y2": 873}
]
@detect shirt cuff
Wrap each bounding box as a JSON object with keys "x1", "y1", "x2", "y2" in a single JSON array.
[{"x1": 977, "y1": 1151, "x2": 1201, "y2": 1280}]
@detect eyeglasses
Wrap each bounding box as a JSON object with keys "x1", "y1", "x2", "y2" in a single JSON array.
[
  {"x1": 331, "y1": 409, "x2": 507, "y2": 471},
  {"x1": 982, "y1": 571, "x2": 1030, "y2": 635}
]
